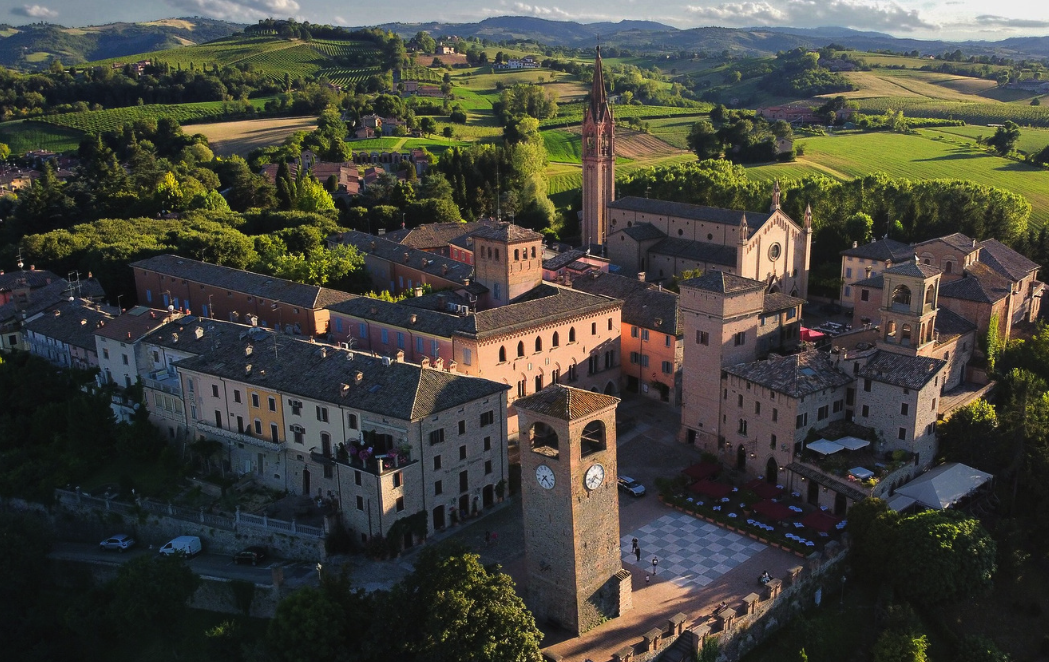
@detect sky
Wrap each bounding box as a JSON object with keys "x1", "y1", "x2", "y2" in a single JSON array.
[{"x1": 5, "y1": 0, "x2": 1049, "y2": 42}]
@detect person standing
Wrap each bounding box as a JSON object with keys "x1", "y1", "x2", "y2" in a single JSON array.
[{"x1": 635, "y1": 544, "x2": 641, "y2": 562}]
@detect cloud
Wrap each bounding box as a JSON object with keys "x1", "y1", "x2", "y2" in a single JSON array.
[
  {"x1": 974, "y1": 14, "x2": 1049, "y2": 29},
  {"x1": 684, "y1": 0, "x2": 934, "y2": 33},
  {"x1": 11, "y1": 4, "x2": 58, "y2": 18},
  {"x1": 164, "y1": 0, "x2": 300, "y2": 21}
]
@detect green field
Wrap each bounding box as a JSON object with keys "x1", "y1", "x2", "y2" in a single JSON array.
[
  {"x1": 646, "y1": 115, "x2": 708, "y2": 149},
  {"x1": 539, "y1": 103, "x2": 710, "y2": 129},
  {"x1": 88, "y1": 35, "x2": 382, "y2": 84},
  {"x1": 38, "y1": 97, "x2": 273, "y2": 134},
  {"x1": 853, "y1": 96, "x2": 1049, "y2": 127},
  {"x1": 760, "y1": 131, "x2": 1049, "y2": 225},
  {"x1": 0, "y1": 119, "x2": 85, "y2": 154},
  {"x1": 922, "y1": 125, "x2": 1049, "y2": 155}
]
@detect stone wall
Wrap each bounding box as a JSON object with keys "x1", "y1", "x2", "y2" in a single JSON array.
[{"x1": 8, "y1": 492, "x2": 327, "y2": 561}]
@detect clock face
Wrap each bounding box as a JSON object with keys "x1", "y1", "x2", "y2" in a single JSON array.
[
  {"x1": 584, "y1": 464, "x2": 605, "y2": 491},
  {"x1": 535, "y1": 465, "x2": 555, "y2": 490}
]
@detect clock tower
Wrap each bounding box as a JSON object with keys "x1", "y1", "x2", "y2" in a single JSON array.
[
  {"x1": 516, "y1": 385, "x2": 631, "y2": 634},
  {"x1": 581, "y1": 47, "x2": 614, "y2": 249}
]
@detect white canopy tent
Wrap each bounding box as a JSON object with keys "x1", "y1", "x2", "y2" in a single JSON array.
[
  {"x1": 836, "y1": 436, "x2": 870, "y2": 451},
  {"x1": 894, "y1": 463, "x2": 993, "y2": 510},
  {"x1": 807, "y1": 439, "x2": 845, "y2": 455}
]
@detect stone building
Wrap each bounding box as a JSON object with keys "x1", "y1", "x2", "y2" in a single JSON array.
[
  {"x1": 516, "y1": 385, "x2": 630, "y2": 634},
  {"x1": 130, "y1": 254, "x2": 353, "y2": 337},
  {"x1": 605, "y1": 191, "x2": 812, "y2": 298},
  {"x1": 174, "y1": 331, "x2": 511, "y2": 540}
]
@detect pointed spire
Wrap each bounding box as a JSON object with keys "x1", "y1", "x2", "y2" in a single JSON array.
[
  {"x1": 770, "y1": 180, "x2": 781, "y2": 212},
  {"x1": 739, "y1": 213, "x2": 749, "y2": 244},
  {"x1": 590, "y1": 46, "x2": 608, "y2": 121},
  {"x1": 804, "y1": 203, "x2": 812, "y2": 230}
]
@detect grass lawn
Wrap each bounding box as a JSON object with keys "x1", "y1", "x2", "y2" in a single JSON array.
[
  {"x1": 921, "y1": 124, "x2": 1049, "y2": 155},
  {"x1": 0, "y1": 119, "x2": 84, "y2": 154},
  {"x1": 792, "y1": 131, "x2": 1049, "y2": 225}
]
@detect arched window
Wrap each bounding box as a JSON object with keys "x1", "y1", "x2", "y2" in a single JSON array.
[
  {"x1": 498, "y1": 346, "x2": 507, "y2": 363},
  {"x1": 535, "y1": 336, "x2": 543, "y2": 352},
  {"x1": 892, "y1": 285, "x2": 912, "y2": 306},
  {"x1": 944, "y1": 260, "x2": 954, "y2": 274},
  {"x1": 530, "y1": 422, "x2": 559, "y2": 458},
  {"x1": 581, "y1": 420, "x2": 606, "y2": 457},
  {"x1": 517, "y1": 341, "x2": 525, "y2": 358},
  {"x1": 514, "y1": 249, "x2": 520, "y2": 261},
  {"x1": 531, "y1": 246, "x2": 536, "y2": 258},
  {"x1": 901, "y1": 323, "x2": 913, "y2": 346},
  {"x1": 569, "y1": 327, "x2": 576, "y2": 343},
  {"x1": 552, "y1": 332, "x2": 560, "y2": 347},
  {"x1": 925, "y1": 285, "x2": 935, "y2": 305}
]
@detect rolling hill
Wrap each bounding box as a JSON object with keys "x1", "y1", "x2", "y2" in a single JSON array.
[{"x1": 0, "y1": 18, "x2": 242, "y2": 70}]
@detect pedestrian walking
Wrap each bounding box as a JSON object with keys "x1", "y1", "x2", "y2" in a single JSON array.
[
  {"x1": 646, "y1": 574, "x2": 650, "y2": 585},
  {"x1": 631, "y1": 537, "x2": 638, "y2": 552},
  {"x1": 634, "y1": 545, "x2": 641, "y2": 562}
]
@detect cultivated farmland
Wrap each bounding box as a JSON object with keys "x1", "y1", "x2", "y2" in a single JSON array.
[
  {"x1": 187, "y1": 116, "x2": 319, "y2": 156},
  {"x1": 0, "y1": 120, "x2": 84, "y2": 154},
  {"x1": 37, "y1": 98, "x2": 273, "y2": 134}
]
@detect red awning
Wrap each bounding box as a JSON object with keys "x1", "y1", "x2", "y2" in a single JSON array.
[
  {"x1": 683, "y1": 461, "x2": 721, "y2": 480},
  {"x1": 801, "y1": 510, "x2": 842, "y2": 532},
  {"x1": 745, "y1": 479, "x2": 785, "y2": 500},
  {"x1": 689, "y1": 480, "x2": 734, "y2": 499},
  {"x1": 751, "y1": 499, "x2": 793, "y2": 521},
  {"x1": 801, "y1": 327, "x2": 826, "y2": 342}
]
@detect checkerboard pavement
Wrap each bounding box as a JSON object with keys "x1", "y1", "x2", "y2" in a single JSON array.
[{"x1": 622, "y1": 512, "x2": 767, "y2": 589}]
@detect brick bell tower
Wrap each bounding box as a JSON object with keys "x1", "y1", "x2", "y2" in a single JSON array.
[
  {"x1": 516, "y1": 385, "x2": 632, "y2": 635},
  {"x1": 581, "y1": 46, "x2": 614, "y2": 249}
]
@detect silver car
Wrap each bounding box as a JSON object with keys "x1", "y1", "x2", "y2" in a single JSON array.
[
  {"x1": 617, "y1": 476, "x2": 646, "y2": 497},
  {"x1": 99, "y1": 534, "x2": 136, "y2": 552}
]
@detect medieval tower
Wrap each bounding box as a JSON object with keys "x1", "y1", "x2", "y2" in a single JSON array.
[
  {"x1": 581, "y1": 47, "x2": 615, "y2": 249},
  {"x1": 516, "y1": 385, "x2": 632, "y2": 634}
]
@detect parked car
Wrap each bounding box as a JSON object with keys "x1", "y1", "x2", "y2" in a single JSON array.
[
  {"x1": 233, "y1": 546, "x2": 268, "y2": 566},
  {"x1": 618, "y1": 476, "x2": 646, "y2": 497},
  {"x1": 158, "y1": 535, "x2": 202, "y2": 557},
  {"x1": 99, "y1": 534, "x2": 136, "y2": 552}
]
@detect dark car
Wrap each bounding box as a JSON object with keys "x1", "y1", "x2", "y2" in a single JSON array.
[
  {"x1": 617, "y1": 476, "x2": 646, "y2": 497},
  {"x1": 233, "y1": 546, "x2": 268, "y2": 566}
]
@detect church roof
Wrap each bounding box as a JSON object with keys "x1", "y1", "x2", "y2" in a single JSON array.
[
  {"x1": 977, "y1": 238, "x2": 1040, "y2": 281},
  {"x1": 649, "y1": 237, "x2": 737, "y2": 267},
  {"x1": 938, "y1": 263, "x2": 1012, "y2": 304},
  {"x1": 915, "y1": 232, "x2": 978, "y2": 254},
  {"x1": 619, "y1": 223, "x2": 666, "y2": 242},
  {"x1": 513, "y1": 384, "x2": 619, "y2": 420},
  {"x1": 608, "y1": 197, "x2": 775, "y2": 233},
  {"x1": 680, "y1": 270, "x2": 765, "y2": 294}
]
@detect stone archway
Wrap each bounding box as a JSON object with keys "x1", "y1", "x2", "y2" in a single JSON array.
[
  {"x1": 737, "y1": 445, "x2": 747, "y2": 472},
  {"x1": 766, "y1": 457, "x2": 778, "y2": 484}
]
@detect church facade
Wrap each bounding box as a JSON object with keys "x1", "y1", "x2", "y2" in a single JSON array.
[{"x1": 580, "y1": 52, "x2": 812, "y2": 298}]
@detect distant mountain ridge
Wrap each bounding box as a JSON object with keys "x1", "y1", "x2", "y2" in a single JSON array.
[
  {"x1": 0, "y1": 18, "x2": 243, "y2": 70},
  {"x1": 372, "y1": 15, "x2": 1049, "y2": 58}
]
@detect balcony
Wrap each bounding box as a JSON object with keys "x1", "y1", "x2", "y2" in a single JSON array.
[
  {"x1": 142, "y1": 369, "x2": 182, "y2": 396},
  {"x1": 336, "y1": 441, "x2": 416, "y2": 476},
  {"x1": 195, "y1": 420, "x2": 286, "y2": 453}
]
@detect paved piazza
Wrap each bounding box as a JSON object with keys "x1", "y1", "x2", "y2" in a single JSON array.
[{"x1": 622, "y1": 512, "x2": 767, "y2": 589}]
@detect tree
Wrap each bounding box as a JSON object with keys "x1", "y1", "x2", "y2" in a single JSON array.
[
  {"x1": 956, "y1": 636, "x2": 1012, "y2": 662},
  {"x1": 987, "y1": 121, "x2": 1021, "y2": 156},
  {"x1": 872, "y1": 630, "x2": 929, "y2": 662},
  {"x1": 938, "y1": 400, "x2": 1002, "y2": 471},
  {"x1": 295, "y1": 175, "x2": 336, "y2": 212},
  {"x1": 393, "y1": 543, "x2": 543, "y2": 662},
  {"x1": 687, "y1": 120, "x2": 721, "y2": 160},
  {"x1": 420, "y1": 117, "x2": 437, "y2": 135},
  {"x1": 0, "y1": 142, "x2": 9, "y2": 161},
  {"x1": 891, "y1": 510, "x2": 996, "y2": 605},
  {"x1": 107, "y1": 554, "x2": 200, "y2": 640}
]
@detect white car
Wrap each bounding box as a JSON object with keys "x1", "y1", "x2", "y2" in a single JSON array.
[
  {"x1": 99, "y1": 534, "x2": 136, "y2": 552},
  {"x1": 618, "y1": 476, "x2": 646, "y2": 497}
]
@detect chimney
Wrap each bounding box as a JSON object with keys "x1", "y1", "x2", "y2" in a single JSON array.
[
  {"x1": 637, "y1": 272, "x2": 646, "y2": 282},
  {"x1": 436, "y1": 294, "x2": 446, "y2": 310},
  {"x1": 410, "y1": 314, "x2": 418, "y2": 324},
  {"x1": 414, "y1": 285, "x2": 424, "y2": 298},
  {"x1": 434, "y1": 357, "x2": 444, "y2": 371},
  {"x1": 852, "y1": 241, "x2": 858, "y2": 248},
  {"x1": 29, "y1": 264, "x2": 35, "y2": 271},
  {"x1": 403, "y1": 252, "x2": 410, "y2": 263},
  {"x1": 194, "y1": 327, "x2": 204, "y2": 340},
  {"x1": 127, "y1": 332, "x2": 132, "y2": 340},
  {"x1": 320, "y1": 347, "x2": 328, "y2": 359},
  {"x1": 80, "y1": 318, "x2": 87, "y2": 325},
  {"x1": 245, "y1": 345, "x2": 253, "y2": 356},
  {"x1": 341, "y1": 383, "x2": 350, "y2": 397},
  {"x1": 395, "y1": 349, "x2": 405, "y2": 363},
  {"x1": 355, "y1": 370, "x2": 364, "y2": 384},
  {"x1": 865, "y1": 265, "x2": 872, "y2": 278},
  {"x1": 245, "y1": 364, "x2": 252, "y2": 375},
  {"x1": 421, "y1": 357, "x2": 431, "y2": 368},
  {"x1": 441, "y1": 264, "x2": 448, "y2": 275}
]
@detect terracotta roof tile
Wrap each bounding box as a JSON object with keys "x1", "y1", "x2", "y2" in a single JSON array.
[
  {"x1": 649, "y1": 237, "x2": 737, "y2": 266},
  {"x1": 724, "y1": 351, "x2": 853, "y2": 398},
  {"x1": 859, "y1": 351, "x2": 945, "y2": 390},
  {"x1": 609, "y1": 196, "x2": 775, "y2": 232},
  {"x1": 24, "y1": 303, "x2": 112, "y2": 351},
  {"x1": 513, "y1": 384, "x2": 619, "y2": 420},
  {"x1": 680, "y1": 270, "x2": 765, "y2": 294},
  {"x1": 977, "y1": 239, "x2": 1040, "y2": 281},
  {"x1": 570, "y1": 271, "x2": 681, "y2": 334},
  {"x1": 840, "y1": 238, "x2": 913, "y2": 262}
]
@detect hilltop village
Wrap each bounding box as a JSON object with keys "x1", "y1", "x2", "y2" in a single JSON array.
[{"x1": 2, "y1": 45, "x2": 1046, "y2": 662}]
